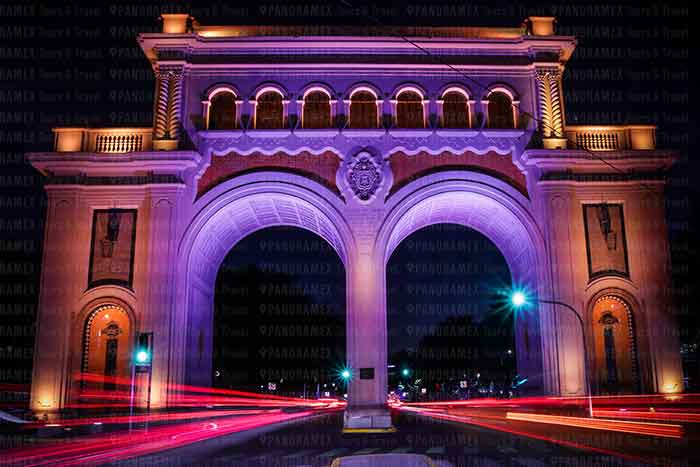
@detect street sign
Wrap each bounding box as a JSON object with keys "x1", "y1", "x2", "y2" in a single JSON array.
[
  {"x1": 359, "y1": 368, "x2": 374, "y2": 380},
  {"x1": 268, "y1": 382, "x2": 276, "y2": 391}
]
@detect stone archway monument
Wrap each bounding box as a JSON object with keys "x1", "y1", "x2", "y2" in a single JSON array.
[{"x1": 28, "y1": 14, "x2": 682, "y2": 429}]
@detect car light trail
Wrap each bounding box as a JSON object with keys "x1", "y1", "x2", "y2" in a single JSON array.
[
  {"x1": 71, "y1": 372, "x2": 335, "y2": 410},
  {"x1": 23, "y1": 409, "x2": 276, "y2": 429},
  {"x1": 505, "y1": 412, "x2": 683, "y2": 438},
  {"x1": 397, "y1": 405, "x2": 651, "y2": 464},
  {"x1": 3, "y1": 407, "x2": 342, "y2": 467},
  {"x1": 591, "y1": 409, "x2": 700, "y2": 423}
]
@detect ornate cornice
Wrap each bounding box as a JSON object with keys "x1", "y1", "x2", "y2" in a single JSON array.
[
  {"x1": 198, "y1": 129, "x2": 529, "y2": 159},
  {"x1": 539, "y1": 171, "x2": 667, "y2": 183},
  {"x1": 45, "y1": 174, "x2": 185, "y2": 186}
]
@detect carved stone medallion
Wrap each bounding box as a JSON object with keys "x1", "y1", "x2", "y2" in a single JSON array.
[{"x1": 347, "y1": 153, "x2": 381, "y2": 201}]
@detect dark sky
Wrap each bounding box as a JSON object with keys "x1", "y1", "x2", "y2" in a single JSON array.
[{"x1": 0, "y1": 1, "x2": 694, "y2": 391}]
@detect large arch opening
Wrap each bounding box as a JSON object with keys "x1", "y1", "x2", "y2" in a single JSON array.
[
  {"x1": 176, "y1": 174, "x2": 354, "y2": 398},
  {"x1": 387, "y1": 223, "x2": 516, "y2": 400},
  {"x1": 212, "y1": 226, "x2": 346, "y2": 394},
  {"x1": 379, "y1": 174, "x2": 550, "y2": 396}
]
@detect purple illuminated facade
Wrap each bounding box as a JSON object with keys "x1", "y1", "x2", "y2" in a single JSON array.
[{"x1": 27, "y1": 14, "x2": 682, "y2": 429}]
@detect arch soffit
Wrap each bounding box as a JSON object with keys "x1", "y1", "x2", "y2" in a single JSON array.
[
  {"x1": 378, "y1": 172, "x2": 542, "y2": 285},
  {"x1": 585, "y1": 284, "x2": 643, "y2": 322},
  {"x1": 203, "y1": 83, "x2": 239, "y2": 102},
  {"x1": 393, "y1": 83, "x2": 427, "y2": 100},
  {"x1": 300, "y1": 83, "x2": 335, "y2": 100},
  {"x1": 181, "y1": 173, "x2": 354, "y2": 287},
  {"x1": 439, "y1": 83, "x2": 473, "y2": 100},
  {"x1": 483, "y1": 83, "x2": 519, "y2": 102},
  {"x1": 345, "y1": 83, "x2": 382, "y2": 101},
  {"x1": 252, "y1": 83, "x2": 289, "y2": 101},
  {"x1": 76, "y1": 288, "x2": 138, "y2": 331}
]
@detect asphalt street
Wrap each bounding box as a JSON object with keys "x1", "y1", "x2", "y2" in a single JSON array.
[{"x1": 108, "y1": 412, "x2": 661, "y2": 467}]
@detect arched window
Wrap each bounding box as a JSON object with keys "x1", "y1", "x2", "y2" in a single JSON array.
[
  {"x1": 442, "y1": 90, "x2": 469, "y2": 128},
  {"x1": 591, "y1": 295, "x2": 640, "y2": 394},
  {"x1": 302, "y1": 90, "x2": 331, "y2": 129},
  {"x1": 81, "y1": 305, "x2": 131, "y2": 392},
  {"x1": 487, "y1": 91, "x2": 515, "y2": 128},
  {"x1": 256, "y1": 91, "x2": 284, "y2": 129},
  {"x1": 208, "y1": 91, "x2": 236, "y2": 130},
  {"x1": 396, "y1": 90, "x2": 424, "y2": 128},
  {"x1": 349, "y1": 90, "x2": 378, "y2": 129}
]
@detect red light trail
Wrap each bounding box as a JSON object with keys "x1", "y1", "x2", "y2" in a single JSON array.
[
  {"x1": 4, "y1": 407, "x2": 342, "y2": 466},
  {"x1": 0, "y1": 374, "x2": 346, "y2": 466},
  {"x1": 397, "y1": 405, "x2": 653, "y2": 464},
  {"x1": 504, "y1": 412, "x2": 683, "y2": 438}
]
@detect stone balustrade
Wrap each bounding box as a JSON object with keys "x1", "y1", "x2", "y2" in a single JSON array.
[
  {"x1": 565, "y1": 125, "x2": 656, "y2": 151},
  {"x1": 53, "y1": 127, "x2": 153, "y2": 153}
]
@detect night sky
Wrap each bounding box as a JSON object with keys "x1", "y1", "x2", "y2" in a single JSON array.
[{"x1": 0, "y1": 1, "x2": 694, "y2": 398}]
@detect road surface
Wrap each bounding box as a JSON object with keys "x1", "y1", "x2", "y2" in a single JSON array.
[{"x1": 109, "y1": 412, "x2": 667, "y2": 466}]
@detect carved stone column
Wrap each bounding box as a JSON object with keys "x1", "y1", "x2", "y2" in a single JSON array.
[
  {"x1": 547, "y1": 68, "x2": 565, "y2": 138},
  {"x1": 338, "y1": 150, "x2": 395, "y2": 431},
  {"x1": 153, "y1": 67, "x2": 183, "y2": 151},
  {"x1": 535, "y1": 66, "x2": 567, "y2": 149},
  {"x1": 535, "y1": 69, "x2": 553, "y2": 138},
  {"x1": 153, "y1": 70, "x2": 170, "y2": 140},
  {"x1": 167, "y1": 69, "x2": 183, "y2": 141}
]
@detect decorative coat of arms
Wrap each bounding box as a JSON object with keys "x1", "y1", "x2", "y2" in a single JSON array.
[
  {"x1": 101, "y1": 321, "x2": 123, "y2": 338},
  {"x1": 347, "y1": 154, "x2": 382, "y2": 201}
]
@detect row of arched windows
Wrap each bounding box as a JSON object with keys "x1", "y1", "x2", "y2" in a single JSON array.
[{"x1": 204, "y1": 85, "x2": 519, "y2": 131}]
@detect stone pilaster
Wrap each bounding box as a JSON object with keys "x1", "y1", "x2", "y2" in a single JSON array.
[
  {"x1": 167, "y1": 69, "x2": 183, "y2": 141},
  {"x1": 153, "y1": 67, "x2": 183, "y2": 151},
  {"x1": 153, "y1": 70, "x2": 170, "y2": 140},
  {"x1": 141, "y1": 186, "x2": 188, "y2": 407},
  {"x1": 29, "y1": 192, "x2": 81, "y2": 415},
  {"x1": 535, "y1": 66, "x2": 567, "y2": 149}
]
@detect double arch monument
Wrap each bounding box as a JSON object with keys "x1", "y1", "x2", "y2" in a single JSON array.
[{"x1": 28, "y1": 14, "x2": 682, "y2": 429}]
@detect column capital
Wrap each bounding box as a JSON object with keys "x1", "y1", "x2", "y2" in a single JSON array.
[
  {"x1": 535, "y1": 63, "x2": 562, "y2": 77},
  {"x1": 155, "y1": 66, "x2": 185, "y2": 79}
]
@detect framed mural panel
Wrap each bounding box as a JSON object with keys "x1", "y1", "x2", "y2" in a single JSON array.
[
  {"x1": 88, "y1": 209, "x2": 137, "y2": 289},
  {"x1": 583, "y1": 203, "x2": 629, "y2": 280}
]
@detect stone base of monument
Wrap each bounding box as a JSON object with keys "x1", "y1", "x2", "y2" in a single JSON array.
[{"x1": 342, "y1": 406, "x2": 396, "y2": 433}]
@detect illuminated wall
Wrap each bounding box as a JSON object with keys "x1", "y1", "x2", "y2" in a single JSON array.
[{"x1": 26, "y1": 14, "x2": 683, "y2": 430}]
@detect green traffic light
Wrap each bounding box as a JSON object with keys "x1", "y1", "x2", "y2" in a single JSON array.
[
  {"x1": 402, "y1": 368, "x2": 409, "y2": 377},
  {"x1": 136, "y1": 350, "x2": 150, "y2": 363},
  {"x1": 511, "y1": 291, "x2": 526, "y2": 308}
]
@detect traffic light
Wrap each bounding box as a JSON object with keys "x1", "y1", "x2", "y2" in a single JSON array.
[
  {"x1": 135, "y1": 332, "x2": 152, "y2": 366},
  {"x1": 511, "y1": 291, "x2": 527, "y2": 308}
]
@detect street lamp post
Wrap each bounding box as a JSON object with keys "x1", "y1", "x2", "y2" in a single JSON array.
[{"x1": 511, "y1": 292, "x2": 594, "y2": 417}]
